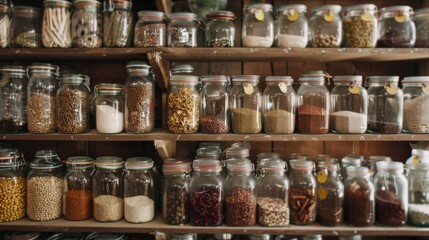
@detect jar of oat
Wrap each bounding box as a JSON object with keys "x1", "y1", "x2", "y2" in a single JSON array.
[
  {"x1": 230, "y1": 75, "x2": 262, "y2": 134},
  {"x1": 242, "y1": 3, "x2": 274, "y2": 47},
  {"x1": 10, "y1": 6, "x2": 42, "y2": 48},
  {"x1": 94, "y1": 83, "x2": 124, "y2": 134},
  {"x1": 342, "y1": 4, "x2": 377, "y2": 48},
  {"x1": 0, "y1": 1, "x2": 9, "y2": 48},
  {"x1": 72, "y1": 0, "x2": 102, "y2": 48},
  {"x1": 378, "y1": 6, "x2": 416, "y2": 47},
  {"x1": 103, "y1": 0, "x2": 133, "y2": 47},
  {"x1": 263, "y1": 76, "x2": 296, "y2": 134},
  {"x1": 134, "y1": 11, "x2": 166, "y2": 47},
  {"x1": 402, "y1": 77, "x2": 429, "y2": 133},
  {"x1": 205, "y1": 11, "x2": 235, "y2": 47},
  {"x1": 125, "y1": 61, "x2": 154, "y2": 133},
  {"x1": 330, "y1": 75, "x2": 368, "y2": 134},
  {"x1": 366, "y1": 76, "x2": 403, "y2": 134},
  {"x1": 309, "y1": 5, "x2": 342, "y2": 47},
  {"x1": 167, "y1": 12, "x2": 199, "y2": 47},
  {"x1": 167, "y1": 75, "x2": 200, "y2": 133},
  {"x1": 27, "y1": 63, "x2": 59, "y2": 134},
  {"x1": 42, "y1": 0, "x2": 72, "y2": 48},
  {"x1": 92, "y1": 156, "x2": 124, "y2": 222},
  {"x1": 414, "y1": 8, "x2": 429, "y2": 47},
  {"x1": 407, "y1": 162, "x2": 429, "y2": 226},
  {"x1": 276, "y1": 4, "x2": 308, "y2": 48}
]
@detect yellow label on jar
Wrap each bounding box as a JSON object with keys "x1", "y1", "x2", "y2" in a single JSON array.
[
  {"x1": 422, "y1": 83, "x2": 429, "y2": 94},
  {"x1": 317, "y1": 170, "x2": 328, "y2": 183},
  {"x1": 413, "y1": 155, "x2": 421, "y2": 165},
  {"x1": 324, "y1": 11, "x2": 335, "y2": 22},
  {"x1": 244, "y1": 83, "x2": 254, "y2": 95},
  {"x1": 318, "y1": 188, "x2": 328, "y2": 200},
  {"x1": 349, "y1": 84, "x2": 361, "y2": 94},
  {"x1": 394, "y1": 12, "x2": 406, "y2": 23},
  {"x1": 385, "y1": 83, "x2": 398, "y2": 95},
  {"x1": 361, "y1": 12, "x2": 372, "y2": 22},
  {"x1": 279, "y1": 82, "x2": 288, "y2": 93},
  {"x1": 287, "y1": 9, "x2": 299, "y2": 21},
  {"x1": 255, "y1": 9, "x2": 265, "y2": 21}
]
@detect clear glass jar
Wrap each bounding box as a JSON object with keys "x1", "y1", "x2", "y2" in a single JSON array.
[
  {"x1": 72, "y1": 0, "x2": 102, "y2": 48},
  {"x1": 168, "y1": 12, "x2": 198, "y2": 47},
  {"x1": 171, "y1": 64, "x2": 194, "y2": 76},
  {"x1": 63, "y1": 156, "x2": 93, "y2": 221},
  {"x1": 188, "y1": 0, "x2": 227, "y2": 19},
  {"x1": 167, "y1": 75, "x2": 200, "y2": 133},
  {"x1": 57, "y1": 74, "x2": 90, "y2": 134},
  {"x1": 367, "y1": 76, "x2": 403, "y2": 133},
  {"x1": 263, "y1": 76, "x2": 296, "y2": 134},
  {"x1": 377, "y1": 6, "x2": 416, "y2": 47},
  {"x1": 205, "y1": 11, "x2": 235, "y2": 47},
  {"x1": 195, "y1": 147, "x2": 221, "y2": 160},
  {"x1": 92, "y1": 156, "x2": 124, "y2": 222},
  {"x1": 0, "y1": 65, "x2": 28, "y2": 133},
  {"x1": 374, "y1": 161, "x2": 407, "y2": 226},
  {"x1": 340, "y1": 155, "x2": 362, "y2": 180},
  {"x1": 342, "y1": 4, "x2": 377, "y2": 48},
  {"x1": 408, "y1": 163, "x2": 429, "y2": 226},
  {"x1": 103, "y1": 0, "x2": 133, "y2": 47},
  {"x1": 10, "y1": 6, "x2": 42, "y2": 48},
  {"x1": 125, "y1": 61, "x2": 154, "y2": 133},
  {"x1": 402, "y1": 77, "x2": 429, "y2": 133},
  {"x1": 276, "y1": 4, "x2": 308, "y2": 48},
  {"x1": 200, "y1": 75, "x2": 229, "y2": 134},
  {"x1": 230, "y1": 75, "x2": 262, "y2": 133},
  {"x1": 309, "y1": 5, "x2": 342, "y2": 47},
  {"x1": 124, "y1": 157, "x2": 155, "y2": 223},
  {"x1": 42, "y1": 0, "x2": 72, "y2": 48},
  {"x1": 330, "y1": 75, "x2": 368, "y2": 134},
  {"x1": 94, "y1": 83, "x2": 124, "y2": 134},
  {"x1": 414, "y1": 8, "x2": 429, "y2": 47},
  {"x1": 0, "y1": 148, "x2": 26, "y2": 175},
  {"x1": 0, "y1": 1, "x2": 9, "y2": 48},
  {"x1": 242, "y1": 4, "x2": 274, "y2": 47},
  {"x1": 406, "y1": 148, "x2": 429, "y2": 165},
  {"x1": 134, "y1": 11, "x2": 166, "y2": 47},
  {"x1": 27, "y1": 63, "x2": 59, "y2": 134}
]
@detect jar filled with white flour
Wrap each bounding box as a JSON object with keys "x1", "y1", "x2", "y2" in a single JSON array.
[
  {"x1": 94, "y1": 83, "x2": 124, "y2": 134},
  {"x1": 276, "y1": 4, "x2": 308, "y2": 48},
  {"x1": 402, "y1": 76, "x2": 429, "y2": 133},
  {"x1": 242, "y1": 3, "x2": 274, "y2": 47}
]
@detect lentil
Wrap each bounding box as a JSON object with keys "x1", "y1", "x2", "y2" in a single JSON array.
[
  {"x1": 126, "y1": 84, "x2": 154, "y2": 133},
  {"x1": 344, "y1": 16, "x2": 375, "y2": 48},
  {"x1": 297, "y1": 104, "x2": 328, "y2": 134},
  {"x1": 64, "y1": 189, "x2": 92, "y2": 221},
  {"x1": 28, "y1": 94, "x2": 56, "y2": 133},
  {"x1": 368, "y1": 121, "x2": 401, "y2": 134},
  {"x1": 257, "y1": 197, "x2": 289, "y2": 226},
  {"x1": 164, "y1": 187, "x2": 189, "y2": 224},
  {"x1": 289, "y1": 187, "x2": 316, "y2": 225},
  {"x1": 168, "y1": 88, "x2": 199, "y2": 133},
  {"x1": 134, "y1": 23, "x2": 166, "y2": 47},
  {"x1": 124, "y1": 195, "x2": 155, "y2": 223},
  {"x1": 93, "y1": 194, "x2": 123, "y2": 222},
  {"x1": 0, "y1": 177, "x2": 26, "y2": 222},
  {"x1": 200, "y1": 115, "x2": 229, "y2": 134},
  {"x1": 231, "y1": 108, "x2": 262, "y2": 133},
  {"x1": 264, "y1": 109, "x2": 294, "y2": 134},
  {"x1": 225, "y1": 187, "x2": 256, "y2": 226},
  {"x1": 57, "y1": 88, "x2": 88, "y2": 134},
  {"x1": 27, "y1": 176, "x2": 62, "y2": 221}
]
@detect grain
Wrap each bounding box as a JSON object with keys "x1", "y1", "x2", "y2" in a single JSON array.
[
  {"x1": 134, "y1": 23, "x2": 166, "y2": 47},
  {"x1": 93, "y1": 194, "x2": 123, "y2": 222},
  {"x1": 64, "y1": 189, "x2": 92, "y2": 221},
  {"x1": 242, "y1": 36, "x2": 273, "y2": 47},
  {"x1": 344, "y1": 16, "x2": 376, "y2": 48},
  {"x1": 124, "y1": 195, "x2": 155, "y2": 223},
  {"x1": 368, "y1": 121, "x2": 401, "y2": 134},
  {"x1": 225, "y1": 187, "x2": 256, "y2": 226},
  {"x1": 167, "y1": 88, "x2": 200, "y2": 133},
  {"x1": 207, "y1": 38, "x2": 233, "y2": 47},
  {"x1": 404, "y1": 94, "x2": 429, "y2": 133},
  {"x1": 330, "y1": 111, "x2": 367, "y2": 133},
  {"x1": 28, "y1": 94, "x2": 56, "y2": 133},
  {"x1": 257, "y1": 197, "x2": 289, "y2": 226},
  {"x1": 0, "y1": 177, "x2": 26, "y2": 222},
  {"x1": 232, "y1": 108, "x2": 262, "y2": 133},
  {"x1": 57, "y1": 88, "x2": 88, "y2": 134},
  {"x1": 264, "y1": 109, "x2": 294, "y2": 134},
  {"x1": 277, "y1": 34, "x2": 307, "y2": 48},
  {"x1": 297, "y1": 104, "x2": 328, "y2": 134},
  {"x1": 27, "y1": 176, "x2": 62, "y2": 221},
  {"x1": 125, "y1": 83, "x2": 154, "y2": 133}
]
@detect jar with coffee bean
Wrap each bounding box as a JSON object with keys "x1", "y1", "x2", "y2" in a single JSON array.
[
  {"x1": 42, "y1": 0, "x2": 72, "y2": 48},
  {"x1": 167, "y1": 12, "x2": 199, "y2": 47},
  {"x1": 414, "y1": 8, "x2": 429, "y2": 47},
  {"x1": 103, "y1": 0, "x2": 133, "y2": 47},
  {"x1": 0, "y1": 1, "x2": 9, "y2": 48},
  {"x1": 402, "y1": 77, "x2": 429, "y2": 133},
  {"x1": 94, "y1": 83, "x2": 125, "y2": 134},
  {"x1": 134, "y1": 11, "x2": 166, "y2": 47},
  {"x1": 309, "y1": 5, "x2": 342, "y2": 47},
  {"x1": 276, "y1": 4, "x2": 308, "y2": 48},
  {"x1": 407, "y1": 162, "x2": 429, "y2": 226},
  {"x1": 342, "y1": 4, "x2": 377, "y2": 48},
  {"x1": 72, "y1": 0, "x2": 102, "y2": 48},
  {"x1": 242, "y1": 4, "x2": 274, "y2": 47},
  {"x1": 205, "y1": 11, "x2": 235, "y2": 47},
  {"x1": 377, "y1": 6, "x2": 416, "y2": 47},
  {"x1": 9, "y1": 6, "x2": 42, "y2": 48}
]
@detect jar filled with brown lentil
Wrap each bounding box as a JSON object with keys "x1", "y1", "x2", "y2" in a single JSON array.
[
  {"x1": 72, "y1": 0, "x2": 102, "y2": 48},
  {"x1": 42, "y1": 0, "x2": 72, "y2": 48},
  {"x1": 0, "y1": 1, "x2": 9, "y2": 48},
  {"x1": 168, "y1": 12, "x2": 199, "y2": 47},
  {"x1": 9, "y1": 6, "x2": 42, "y2": 48},
  {"x1": 309, "y1": 5, "x2": 342, "y2": 47},
  {"x1": 205, "y1": 11, "x2": 235, "y2": 47},
  {"x1": 342, "y1": 4, "x2": 377, "y2": 48},
  {"x1": 276, "y1": 4, "x2": 308, "y2": 48},
  {"x1": 103, "y1": 0, "x2": 133, "y2": 47},
  {"x1": 377, "y1": 6, "x2": 415, "y2": 47},
  {"x1": 134, "y1": 11, "x2": 166, "y2": 47}
]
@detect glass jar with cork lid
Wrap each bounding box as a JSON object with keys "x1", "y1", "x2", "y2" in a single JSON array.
[
  {"x1": 342, "y1": 4, "x2": 377, "y2": 48},
  {"x1": 205, "y1": 11, "x2": 235, "y2": 47},
  {"x1": 276, "y1": 4, "x2": 308, "y2": 48},
  {"x1": 242, "y1": 3, "x2": 274, "y2": 47},
  {"x1": 402, "y1": 76, "x2": 429, "y2": 133},
  {"x1": 134, "y1": 11, "x2": 166, "y2": 47},
  {"x1": 309, "y1": 5, "x2": 342, "y2": 47},
  {"x1": 94, "y1": 83, "x2": 124, "y2": 134},
  {"x1": 42, "y1": 0, "x2": 72, "y2": 48},
  {"x1": 10, "y1": 6, "x2": 42, "y2": 48},
  {"x1": 103, "y1": 0, "x2": 133, "y2": 47},
  {"x1": 0, "y1": 0, "x2": 9, "y2": 48},
  {"x1": 377, "y1": 6, "x2": 416, "y2": 47}
]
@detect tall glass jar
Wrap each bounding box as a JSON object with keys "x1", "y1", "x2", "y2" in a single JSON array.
[
  {"x1": 0, "y1": 65, "x2": 28, "y2": 133},
  {"x1": 402, "y1": 76, "x2": 429, "y2": 133},
  {"x1": 414, "y1": 8, "x2": 429, "y2": 47},
  {"x1": 42, "y1": 0, "x2": 72, "y2": 48},
  {"x1": 168, "y1": 12, "x2": 198, "y2": 47},
  {"x1": 408, "y1": 163, "x2": 429, "y2": 226},
  {"x1": 103, "y1": 0, "x2": 133, "y2": 47},
  {"x1": 342, "y1": 4, "x2": 377, "y2": 48},
  {"x1": 92, "y1": 156, "x2": 124, "y2": 222},
  {"x1": 125, "y1": 62, "x2": 154, "y2": 133},
  {"x1": 0, "y1": 1, "x2": 9, "y2": 48},
  {"x1": 200, "y1": 75, "x2": 229, "y2": 134},
  {"x1": 10, "y1": 6, "x2": 42, "y2": 48},
  {"x1": 63, "y1": 156, "x2": 93, "y2": 221},
  {"x1": 167, "y1": 75, "x2": 200, "y2": 133},
  {"x1": 134, "y1": 11, "x2": 166, "y2": 47},
  {"x1": 378, "y1": 6, "x2": 415, "y2": 47},
  {"x1": 309, "y1": 5, "x2": 342, "y2": 47},
  {"x1": 230, "y1": 75, "x2": 262, "y2": 134},
  {"x1": 263, "y1": 76, "x2": 296, "y2": 134},
  {"x1": 367, "y1": 76, "x2": 403, "y2": 133},
  {"x1": 94, "y1": 83, "x2": 124, "y2": 134},
  {"x1": 276, "y1": 4, "x2": 308, "y2": 48},
  {"x1": 72, "y1": 0, "x2": 102, "y2": 48},
  {"x1": 205, "y1": 11, "x2": 235, "y2": 47},
  {"x1": 242, "y1": 4, "x2": 274, "y2": 47},
  {"x1": 124, "y1": 157, "x2": 155, "y2": 223},
  {"x1": 330, "y1": 75, "x2": 368, "y2": 134},
  {"x1": 340, "y1": 155, "x2": 362, "y2": 181},
  {"x1": 27, "y1": 63, "x2": 59, "y2": 134}
]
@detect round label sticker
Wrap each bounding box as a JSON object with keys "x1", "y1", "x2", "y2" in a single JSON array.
[
  {"x1": 279, "y1": 82, "x2": 288, "y2": 93},
  {"x1": 324, "y1": 11, "x2": 335, "y2": 22},
  {"x1": 318, "y1": 188, "x2": 328, "y2": 200},
  {"x1": 394, "y1": 13, "x2": 406, "y2": 23},
  {"x1": 244, "y1": 83, "x2": 254, "y2": 95},
  {"x1": 385, "y1": 83, "x2": 398, "y2": 95},
  {"x1": 317, "y1": 170, "x2": 327, "y2": 184},
  {"x1": 348, "y1": 85, "x2": 361, "y2": 94},
  {"x1": 361, "y1": 12, "x2": 372, "y2": 22},
  {"x1": 413, "y1": 156, "x2": 421, "y2": 165},
  {"x1": 255, "y1": 9, "x2": 265, "y2": 21},
  {"x1": 422, "y1": 83, "x2": 429, "y2": 94},
  {"x1": 287, "y1": 9, "x2": 299, "y2": 21}
]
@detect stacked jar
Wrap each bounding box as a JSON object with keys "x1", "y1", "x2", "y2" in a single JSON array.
[
  {"x1": 72, "y1": 0, "x2": 102, "y2": 48},
  {"x1": 0, "y1": 0, "x2": 9, "y2": 48},
  {"x1": 408, "y1": 162, "x2": 429, "y2": 226},
  {"x1": 94, "y1": 83, "x2": 125, "y2": 134},
  {"x1": 377, "y1": 6, "x2": 416, "y2": 47},
  {"x1": 10, "y1": 6, "x2": 42, "y2": 48},
  {"x1": 205, "y1": 11, "x2": 235, "y2": 47},
  {"x1": 309, "y1": 5, "x2": 342, "y2": 47},
  {"x1": 103, "y1": 0, "x2": 133, "y2": 47},
  {"x1": 402, "y1": 76, "x2": 429, "y2": 133},
  {"x1": 134, "y1": 11, "x2": 166, "y2": 47},
  {"x1": 168, "y1": 12, "x2": 199, "y2": 47},
  {"x1": 276, "y1": 4, "x2": 308, "y2": 48},
  {"x1": 342, "y1": 4, "x2": 377, "y2": 48},
  {"x1": 242, "y1": 4, "x2": 274, "y2": 47},
  {"x1": 42, "y1": 0, "x2": 72, "y2": 48}
]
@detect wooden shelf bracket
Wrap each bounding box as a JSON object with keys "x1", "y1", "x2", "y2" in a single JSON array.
[{"x1": 147, "y1": 51, "x2": 171, "y2": 90}]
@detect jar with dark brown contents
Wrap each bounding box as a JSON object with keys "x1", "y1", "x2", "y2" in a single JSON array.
[
  {"x1": 377, "y1": 6, "x2": 415, "y2": 47},
  {"x1": 134, "y1": 11, "x2": 166, "y2": 47}
]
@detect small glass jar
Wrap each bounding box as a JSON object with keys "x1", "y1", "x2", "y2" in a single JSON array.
[
  {"x1": 309, "y1": 5, "x2": 342, "y2": 47},
  {"x1": 340, "y1": 155, "x2": 362, "y2": 180},
  {"x1": 408, "y1": 163, "x2": 429, "y2": 226},
  {"x1": 10, "y1": 6, "x2": 42, "y2": 48},
  {"x1": 72, "y1": 0, "x2": 102, "y2": 48},
  {"x1": 230, "y1": 75, "x2": 262, "y2": 134},
  {"x1": 42, "y1": 0, "x2": 72, "y2": 48},
  {"x1": 134, "y1": 11, "x2": 166, "y2": 47},
  {"x1": 125, "y1": 61, "x2": 155, "y2": 133},
  {"x1": 242, "y1": 4, "x2": 274, "y2": 47},
  {"x1": 171, "y1": 64, "x2": 194, "y2": 76},
  {"x1": 0, "y1": 65, "x2": 28, "y2": 133},
  {"x1": 367, "y1": 76, "x2": 403, "y2": 134},
  {"x1": 377, "y1": 6, "x2": 416, "y2": 47},
  {"x1": 27, "y1": 63, "x2": 59, "y2": 134},
  {"x1": 276, "y1": 4, "x2": 308, "y2": 48},
  {"x1": 205, "y1": 11, "x2": 235, "y2": 47},
  {"x1": 342, "y1": 4, "x2": 377, "y2": 48},
  {"x1": 263, "y1": 76, "x2": 296, "y2": 134},
  {"x1": 103, "y1": 0, "x2": 133, "y2": 47},
  {"x1": 63, "y1": 156, "x2": 93, "y2": 221},
  {"x1": 94, "y1": 83, "x2": 124, "y2": 134},
  {"x1": 330, "y1": 75, "x2": 368, "y2": 134},
  {"x1": 168, "y1": 12, "x2": 198, "y2": 47},
  {"x1": 167, "y1": 75, "x2": 200, "y2": 133},
  {"x1": 414, "y1": 8, "x2": 429, "y2": 47},
  {"x1": 402, "y1": 77, "x2": 429, "y2": 133},
  {"x1": 92, "y1": 156, "x2": 124, "y2": 222},
  {"x1": 0, "y1": 1, "x2": 9, "y2": 48},
  {"x1": 200, "y1": 75, "x2": 229, "y2": 134}
]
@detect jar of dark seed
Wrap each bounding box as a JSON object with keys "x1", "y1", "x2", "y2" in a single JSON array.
[
  {"x1": 42, "y1": 0, "x2": 72, "y2": 48},
  {"x1": 377, "y1": 6, "x2": 416, "y2": 48},
  {"x1": 407, "y1": 162, "x2": 429, "y2": 226},
  {"x1": 103, "y1": 0, "x2": 133, "y2": 47},
  {"x1": 402, "y1": 77, "x2": 429, "y2": 133},
  {"x1": 167, "y1": 12, "x2": 199, "y2": 47},
  {"x1": 242, "y1": 4, "x2": 274, "y2": 47},
  {"x1": 366, "y1": 76, "x2": 403, "y2": 134},
  {"x1": 309, "y1": 5, "x2": 342, "y2": 47},
  {"x1": 9, "y1": 6, "x2": 42, "y2": 48},
  {"x1": 0, "y1": 1, "x2": 9, "y2": 48},
  {"x1": 414, "y1": 8, "x2": 429, "y2": 47},
  {"x1": 134, "y1": 11, "x2": 166, "y2": 47},
  {"x1": 205, "y1": 11, "x2": 235, "y2": 47},
  {"x1": 342, "y1": 4, "x2": 377, "y2": 48},
  {"x1": 94, "y1": 83, "x2": 125, "y2": 134},
  {"x1": 72, "y1": 0, "x2": 102, "y2": 48},
  {"x1": 276, "y1": 4, "x2": 308, "y2": 48}
]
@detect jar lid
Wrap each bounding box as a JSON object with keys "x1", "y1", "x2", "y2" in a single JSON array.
[
  {"x1": 59, "y1": 74, "x2": 90, "y2": 85},
  {"x1": 43, "y1": 0, "x2": 72, "y2": 7},
  {"x1": 74, "y1": 0, "x2": 101, "y2": 6},
  {"x1": 290, "y1": 160, "x2": 313, "y2": 170},
  {"x1": 246, "y1": 3, "x2": 273, "y2": 12},
  {"x1": 170, "y1": 75, "x2": 199, "y2": 84},
  {"x1": 341, "y1": 155, "x2": 363, "y2": 165},
  {"x1": 312, "y1": 4, "x2": 342, "y2": 15},
  {"x1": 201, "y1": 75, "x2": 228, "y2": 83},
  {"x1": 225, "y1": 147, "x2": 250, "y2": 158},
  {"x1": 85, "y1": 232, "x2": 125, "y2": 240},
  {"x1": 46, "y1": 232, "x2": 85, "y2": 240},
  {"x1": 126, "y1": 61, "x2": 151, "y2": 73},
  {"x1": 125, "y1": 157, "x2": 153, "y2": 170},
  {"x1": 380, "y1": 5, "x2": 413, "y2": 15},
  {"x1": 35, "y1": 149, "x2": 58, "y2": 158},
  {"x1": 169, "y1": 12, "x2": 198, "y2": 21},
  {"x1": 137, "y1": 10, "x2": 166, "y2": 20},
  {"x1": 12, "y1": 6, "x2": 42, "y2": 15},
  {"x1": 196, "y1": 147, "x2": 221, "y2": 158},
  {"x1": 257, "y1": 158, "x2": 286, "y2": 170},
  {"x1": 232, "y1": 75, "x2": 259, "y2": 83},
  {"x1": 342, "y1": 4, "x2": 377, "y2": 15},
  {"x1": 207, "y1": 11, "x2": 235, "y2": 20},
  {"x1": 411, "y1": 148, "x2": 429, "y2": 158},
  {"x1": 333, "y1": 75, "x2": 363, "y2": 83},
  {"x1": 265, "y1": 76, "x2": 293, "y2": 83},
  {"x1": 346, "y1": 166, "x2": 369, "y2": 176},
  {"x1": 65, "y1": 156, "x2": 93, "y2": 169},
  {"x1": 226, "y1": 160, "x2": 254, "y2": 172},
  {"x1": 402, "y1": 76, "x2": 429, "y2": 84},
  {"x1": 257, "y1": 152, "x2": 280, "y2": 160},
  {"x1": 27, "y1": 63, "x2": 59, "y2": 74},
  {"x1": 214, "y1": 234, "x2": 233, "y2": 240},
  {"x1": 171, "y1": 64, "x2": 194, "y2": 75},
  {"x1": 31, "y1": 151, "x2": 63, "y2": 169},
  {"x1": 198, "y1": 142, "x2": 221, "y2": 149},
  {"x1": 4, "y1": 232, "x2": 41, "y2": 240},
  {"x1": 277, "y1": 4, "x2": 307, "y2": 14},
  {"x1": 163, "y1": 161, "x2": 192, "y2": 173},
  {"x1": 95, "y1": 156, "x2": 123, "y2": 169},
  {"x1": 0, "y1": 65, "x2": 26, "y2": 74},
  {"x1": 376, "y1": 160, "x2": 403, "y2": 171},
  {"x1": 366, "y1": 76, "x2": 399, "y2": 84},
  {"x1": 230, "y1": 141, "x2": 251, "y2": 149},
  {"x1": 368, "y1": 156, "x2": 392, "y2": 164},
  {"x1": 298, "y1": 76, "x2": 325, "y2": 83},
  {"x1": 0, "y1": 148, "x2": 19, "y2": 157},
  {"x1": 407, "y1": 162, "x2": 429, "y2": 170},
  {"x1": 94, "y1": 83, "x2": 124, "y2": 95},
  {"x1": 192, "y1": 159, "x2": 222, "y2": 172},
  {"x1": 170, "y1": 234, "x2": 196, "y2": 240},
  {"x1": 317, "y1": 162, "x2": 339, "y2": 171}
]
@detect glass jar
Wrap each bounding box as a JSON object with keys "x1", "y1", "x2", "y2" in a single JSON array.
[
  {"x1": 167, "y1": 75, "x2": 200, "y2": 133},
  {"x1": 63, "y1": 156, "x2": 93, "y2": 221},
  {"x1": 242, "y1": 4, "x2": 274, "y2": 47},
  {"x1": 414, "y1": 8, "x2": 429, "y2": 47},
  {"x1": 378, "y1": 6, "x2": 415, "y2": 47},
  {"x1": 0, "y1": 148, "x2": 26, "y2": 175},
  {"x1": 171, "y1": 64, "x2": 194, "y2": 76},
  {"x1": 103, "y1": 0, "x2": 133, "y2": 47},
  {"x1": 402, "y1": 77, "x2": 429, "y2": 133},
  {"x1": 330, "y1": 75, "x2": 368, "y2": 134},
  {"x1": 0, "y1": 65, "x2": 28, "y2": 133},
  {"x1": 309, "y1": 5, "x2": 342, "y2": 47},
  {"x1": 125, "y1": 61, "x2": 154, "y2": 133},
  {"x1": 195, "y1": 147, "x2": 221, "y2": 160},
  {"x1": 72, "y1": 0, "x2": 102, "y2": 48},
  {"x1": 94, "y1": 83, "x2": 124, "y2": 134},
  {"x1": 225, "y1": 147, "x2": 250, "y2": 159},
  {"x1": 407, "y1": 149, "x2": 429, "y2": 165},
  {"x1": 124, "y1": 157, "x2": 155, "y2": 223},
  {"x1": 276, "y1": 4, "x2": 308, "y2": 48},
  {"x1": 374, "y1": 161, "x2": 407, "y2": 226},
  {"x1": 200, "y1": 75, "x2": 229, "y2": 134},
  {"x1": 367, "y1": 76, "x2": 403, "y2": 133},
  {"x1": 408, "y1": 163, "x2": 429, "y2": 226},
  {"x1": 10, "y1": 6, "x2": 42, "y2": 48},
  {"x1": 263, "y1": 76, "x2": 296, "y2": 134},
  {"x1": 42, "y1": 0, "x2": 72, "y2": 48},
  {"x1": 92, "y1": 156, "x2": 124, "y2": 222},
  {"x1": 342, "y1": 4, "x2": 377, "y2": 48},
  {"x1": 230, "y1": 75, "x2": 262, "y2": 134},
  {"x1": 167, "y1": 12, "x2": 198, "y2": 47},
  {"x1": 367, "y1": 156, "x2": 391, "y2": 181},
  {"x1": 205, "y1": 11, "x2": 235, "y2": 47},
  {"x1": 0, "y1": 1, "x2": 9, "y2": 48},
  {"x1": 340, "y1": 155, "x2": 362, "y2": 180},
  {"x1": 57, "y1": 74, "x2": 90, "y2": 134},
  {"x1": 256, "y1": 152, "x2": 280, "y2": 165},
  {"x1": 27, "y1": 63, "x2": 59, "y2": 134},
  {"x1": 188, "y1": 0, "x2": 227, "y2": 19},
  {"x1": 134, "y1": 11, "x2": 166, "y2": 47}
]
